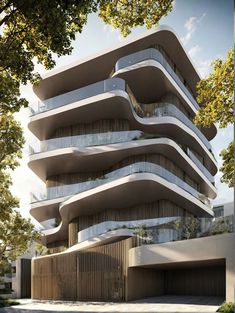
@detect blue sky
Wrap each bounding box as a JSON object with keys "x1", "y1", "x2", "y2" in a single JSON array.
[{"x1": 11, "y1": 0, "x2": 234, "y2": 226}]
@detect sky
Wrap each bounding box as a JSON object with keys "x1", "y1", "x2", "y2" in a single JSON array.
[{"x1": 10, "y1": 0, "x2": 234, "y2": 227}]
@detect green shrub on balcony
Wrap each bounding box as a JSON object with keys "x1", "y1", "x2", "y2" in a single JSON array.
[
  {"x1": 210, "y1": 218, "x2": 233, "y2": 235},
  {"x1": 174, "y1": 217, "x2": 200, "y2": 240}
]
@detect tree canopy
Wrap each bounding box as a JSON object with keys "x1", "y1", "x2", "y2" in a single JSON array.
[
  {"x1": 194, "y1": 48, "x2": 234, "y2": 187},
  {"x1": 0, "y1": 1, "x2": 173, "y2": 263},
  {"x1": 0, "y1": 211, "x2": 39, "y2": 265}
]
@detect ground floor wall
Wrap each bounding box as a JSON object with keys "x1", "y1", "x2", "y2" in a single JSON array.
[
  {"x1": 32, "y1": 238, "x2": 135, "y2": 301},
  {"x1": 129, "y1": 233, "x2": 235, "y2": 302},
  {"x1": 126, "y1": 264, "x2": 225, "y2": 301},
  {"x1": 32, "y1": 234, "x2": 234, "y2": 302}
]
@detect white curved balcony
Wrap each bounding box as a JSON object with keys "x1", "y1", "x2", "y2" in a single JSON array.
[
  {"x1": 39, "y1": 173, "x2": 214, "y2": 245},
  {"x1": 113, "y1": 50, "x2": 216, "y2": 141},
  {"x1": 28, "y1": 83, "x2": 217, "y2": 178},
  {"x1": 31, "y1": 162, "x2": 211, "y2": 209},
  {"x1": 77, "y1": 217, "x2": 178, "y2": 243},
  {"x1": 115, "y1": 48, "x2": 199, "y2": 111},
  {"x1": 28, "y1": 138, "x2": 216, "y2": 202},
  {"x1": 30, "y1": 78, "x2": 125, "y2": 115},
  {"x1": 29, "y1": 130, "x2": 141, "y2": 155},
  {"x1": 29, "y1": 102, "x2": 212, "y2": 154},
  {"x1": 147, "y1": 103, "x2": 212, "y2": 151}
]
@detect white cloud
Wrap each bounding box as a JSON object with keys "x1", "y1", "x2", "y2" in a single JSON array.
[
  {"x1": 193, "y1": 52, "x2": 227, "y2": 78},
  {"x1": 196, "y1": 58, "x2": 213, "y2": 77},
  {"x1": 185, "y1": 16, "x2": 197, "y2": 32},
  {"x1": 103, "y1": 23, "x2": 124, "y2": 42},
  {"x1": 188, "y1": 44, "x2": 201, "y2": 59},
  {"x1": 181, "y1": 13, "x2": 206, "y2": 45}
]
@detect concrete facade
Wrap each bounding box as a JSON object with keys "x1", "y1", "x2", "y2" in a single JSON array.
[
  {"x1": 28, "y1": 25, "x2": 234, "y2": 302},
  {"x1": 129, "y1": 233, "x2": 235, "y2": 301}
]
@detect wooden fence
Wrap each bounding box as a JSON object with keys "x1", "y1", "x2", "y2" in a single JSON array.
[{"x1": 32, "y1": 237, "x2": 135, "y2": 301}]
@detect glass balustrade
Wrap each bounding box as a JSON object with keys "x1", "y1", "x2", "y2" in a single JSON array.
[
  {"x1": 151, "y1": 103, "x2": 212, "y2": 150},
  {"x1": 187, "y1": 148, "x2": 214, "y2": 183},
  {"x1": 29, "y1": 130, "x2": 142, "y2": 155},
  {"x1": 77, "y1": 214, "x2": 234, "y2": 244},
  {"x1": 29, "y1": 102, "x2": 211, "y2": 154},
  {"x1": 135, "y1": 214, "x2": 234, "y2": 245},
  {"x1": 115, "y1": 48, "x2": 200, "y2": 110},
  {"x1": 29, "y1": 77, "x2": 126, "y2": 115},
  {"x1": 78, "y1": 216, "x2": 178, "y2": 243},
  {"x1": 30, "y1": 162, "x2": 211, "y2": 209},
  {"x1": 29, "y1": 48, "x2": 199, "y2": 116}
]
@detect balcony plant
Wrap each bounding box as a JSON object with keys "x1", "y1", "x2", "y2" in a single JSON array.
[{"x1": 174, "y1": 217, "x2": 200, "y2": 240}]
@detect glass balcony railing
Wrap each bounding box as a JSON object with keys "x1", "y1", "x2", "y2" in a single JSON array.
[
  {"x1": 29, "y1": 130, "x2": 142, "y2": 155},
  {"x1": 186, "y1": 148, "x2": 214, "y2": 183},
  {"x1": 30, "y1": 162, "x2": 212, "y2": 209},
  {"x1": 29, "y1": 102, "x2": 211, "y2": 154},
  {"x1": 29, "y1": 78, "x2": 126, "y2": 115},
  {"x1": 115, "y1": 48, "x2": 200, "y2": 110},
  {"x1": 135, "y1": 214, "x2": 234, "y2": 246},
  {"x1": 152, "y1": 103, "x2": 212, "y2": 151},
  {"x1": 78, "y1": 217, "x2": 178, "y2": 243},
  {"x1": 77, "y1": 215, "x2": 234, "y2": 244}
]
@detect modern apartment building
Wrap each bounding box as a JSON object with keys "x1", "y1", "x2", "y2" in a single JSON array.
[{"x1": 28, "y1": 25, "x2": 234, "y2": 302}]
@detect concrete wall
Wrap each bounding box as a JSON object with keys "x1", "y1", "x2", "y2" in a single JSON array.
[{"x1": 129, "y1": 233, "x2": 235, "y2": 301}]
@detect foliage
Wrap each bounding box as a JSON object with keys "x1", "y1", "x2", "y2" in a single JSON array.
[
  {"x1": 195, "y1": 49, "x2": 234, "y2": 128},
  {"x1": 0, "y1": 211, "x2": 39, "y2": 266},
  {"x1": 0, "y1": 299, "x2": 20, "y2": 308},
  {"x1": 217, "y1": 302, "x2": 235, "y2": 313},
  {"x1": 0, "y1": 261, "x2": 11, "y2": 276},
  {"x1": 209, "y1": 217, "x2": 233, "y2": 236},
  {"x1": 99, "y1": 0, "x2": 173, "y2": 37},
  {"x1": 133, "y1": 224, "x2": 153, "y2": 244},
  {"x1": 220, "y1": 141, "x2": 234, "y2": 187},
  {"x1": 174, "y1": 217, "x2": 200, "y2": 240},
  {"x1": 194, "y1": 49, "x2": 234, "y2": 187},
  {"x1": 35, "y1": 243, "x2": 49, "y2": 257}
]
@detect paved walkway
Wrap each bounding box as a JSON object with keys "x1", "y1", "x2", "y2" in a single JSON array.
[{"x1": 2, "y1": 296, "x2": 223, "y2": 312}]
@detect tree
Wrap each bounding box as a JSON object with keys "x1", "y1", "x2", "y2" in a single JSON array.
[
  {"x1": 194, "y1": 48, "x2": 234, "y2": 187},
  {"x1": 0, "y1": 1, "x2": 173, "y2": 262},
  {"x1": 99, "y1": 0, "x2": 173, "y2": 36},
  {"x1": 0, "y1": 211, "x2": 39, "y2": 266},
  {"x1": 220, "y1": 141, "x2": 234, "y2": 187}
]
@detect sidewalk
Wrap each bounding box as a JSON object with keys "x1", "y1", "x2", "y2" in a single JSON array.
[{"x1": 2, "y1": 295, "x2": 223, "y2": 312}]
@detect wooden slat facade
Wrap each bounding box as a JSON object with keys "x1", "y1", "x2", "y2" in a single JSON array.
[
  {"x1": 74, "y1": 200, "x2": 192, "y2": 233},
  {"x1": 47, "y1": 153, "x2": 199, "y2": 192},
  {"x1": 32, "y1": 237, "x2": 136, "y2": 301}
]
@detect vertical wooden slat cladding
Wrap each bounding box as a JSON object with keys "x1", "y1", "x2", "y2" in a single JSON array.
[
  {"x1": 75, "y1": 200, "x2": 191, "y2": 233},
  {"x1": 164, "y1": 265, "x2": 225, "y2": 297},
  {"x1": 32, "y1": 237, "x2": 135, "y2": 301},
  {"x1": 68, "y1": 219, "x2": 79, "y2": 247}
]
